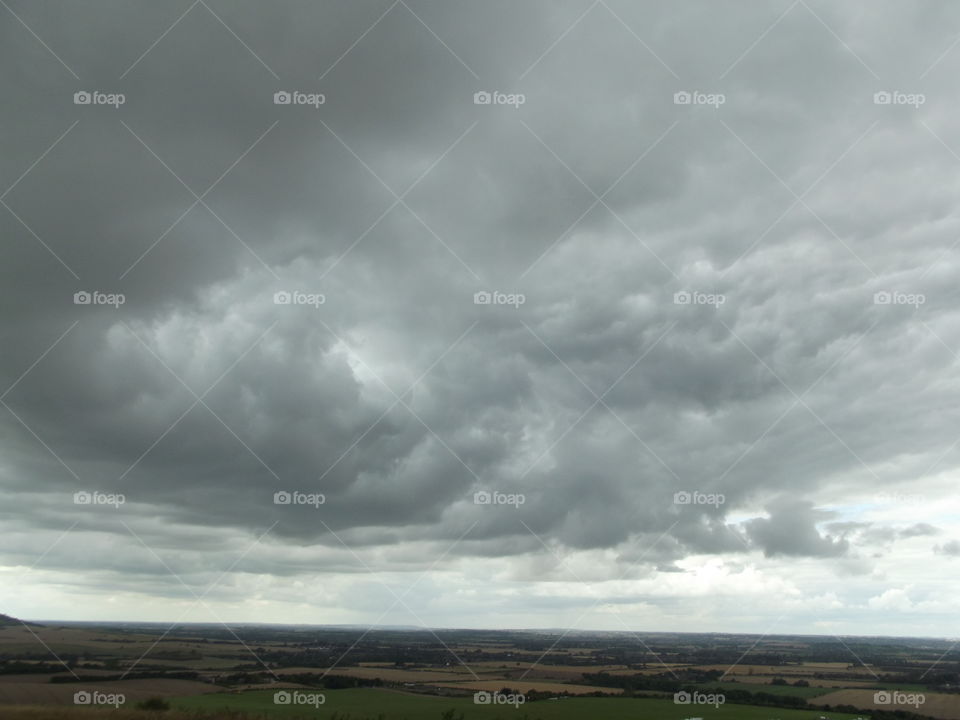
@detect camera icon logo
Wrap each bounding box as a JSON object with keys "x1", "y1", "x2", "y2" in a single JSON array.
[
  {"x1": 874, "y1": 691, "x2": 892, "y2": 705},
  {"x1": 473, "y1": 490, "x2": 492, "y2": 505},
  {"x1": 673, "y1": 291, "x2": 691, "y2": 305},
  {"x1": 73, "y1": 91, "x2": 92, "y2": 105},
  {"x1": 673, "y1": 491, "x2": 691, "y2": 505},
  {"x1": 873, "y1": 91, "x2": 892, "y2": 105},
  {"x1": 274, "y1": 690, "x2": 292, "y2": 705},
  {"x1": 273, "y1": 291, "x2": 292, "y2": 305},
  {"x1": 474, "y1": 291, "x2": 492, "y2": 305},
  {"x1": 74, "y1": 491, "x2": 92, "y2": 505},
  {"x1": 473, "y1": 91, "x2": 492, "y2": 105},
  {"x1": 274, "y1": 91, "x2": 292, "y2": 105},
  {"x1": 274, "y1": 491, "x2": 292, "y2": 505},
  {"x1": 473, "y1": 691, "x2": 491, "y2": 704},
  {"x1": 74, "y1": 291, "x2": 92, "y2": 305},
  {"x1": 673, "y1": 91, "x2": 691, "y2": 105},
  {"x1": 873, "y1": 291, "x2": 891, "y2": 305},
  {"x1": 74, "y1": 691, "x2": 92, "y2": 704},
  {"x1": 673, "y1": 691, "x2": 691, "y2": 704}
]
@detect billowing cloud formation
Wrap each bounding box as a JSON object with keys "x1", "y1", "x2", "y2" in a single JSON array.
[{"x1": 2, "y1": 0, "x2": 960, "y2": 634}]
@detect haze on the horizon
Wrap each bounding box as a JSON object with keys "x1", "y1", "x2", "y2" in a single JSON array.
[{"x1": 2, "y1": 1, "x2": 960, "y2": 641}]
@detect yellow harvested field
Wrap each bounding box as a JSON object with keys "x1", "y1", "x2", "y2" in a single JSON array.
[
  {"x1": 812, "y1": 690, "x2": 960, "y2": 720},
  {"x1": 695, "y1": 663, "x2": 878, "y2": 676},
  {"x1": 276, "y1": 666, "x2": 478, "y2": 682},
  {"x1": 435, "y1": 680, "x2": 615, "y2": 695}
]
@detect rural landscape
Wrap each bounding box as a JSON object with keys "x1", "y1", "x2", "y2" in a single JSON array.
[{"x1": 0, "y1": 612, "x2": 957, "y2": 719}]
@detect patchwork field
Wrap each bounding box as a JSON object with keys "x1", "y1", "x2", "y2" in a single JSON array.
[{"x1": 173, "y1": 687, "x2": 872, "y2": 720}]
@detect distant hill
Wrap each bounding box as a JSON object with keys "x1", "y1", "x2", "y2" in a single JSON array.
[{"x1": 0, "y1": 613, "x2": 39, "y2": 627}]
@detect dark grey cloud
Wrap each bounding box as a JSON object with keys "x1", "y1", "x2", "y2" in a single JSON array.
[{"x1": 2, "y1": 0, "x2": 960, "y2": 629}]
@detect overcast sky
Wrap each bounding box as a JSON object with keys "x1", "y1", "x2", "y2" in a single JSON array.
[{"x1": 2, "y1": 0, "x2": 960, "y2": 641}]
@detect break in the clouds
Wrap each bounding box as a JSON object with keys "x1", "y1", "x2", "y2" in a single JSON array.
[{"x1": 2, "y1": 0, "x2": 960, "y2": 638}]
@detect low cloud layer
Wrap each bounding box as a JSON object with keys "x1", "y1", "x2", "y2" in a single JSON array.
[{"x1": 2, "y1": 0, "x2": 960, "y2": 637}]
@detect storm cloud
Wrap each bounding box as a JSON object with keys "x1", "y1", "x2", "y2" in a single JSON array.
[{"x1": 2, "y1": 0, "x2": 960, "y2": 636}]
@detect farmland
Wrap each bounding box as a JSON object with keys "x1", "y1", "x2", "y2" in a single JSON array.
[{"x1": 0, "y1": 614, "x2": 957, "y2": 719}]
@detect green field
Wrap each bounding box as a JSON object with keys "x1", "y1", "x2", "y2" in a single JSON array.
[{"x1": 175, "y1": 688, "x2": 870, "y2": 719}]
